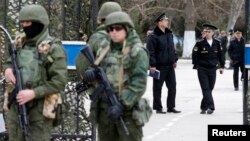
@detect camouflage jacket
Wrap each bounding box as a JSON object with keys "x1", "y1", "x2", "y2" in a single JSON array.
[
  {"x1": 76, "y1": 28, "x2": 149, "y2": 110},
  {"x1": 88, "y1": 24, "x2": 110, "y2": 54},
  {"x1": 3, "y1": 30, "x2": 68, "y2": 99}
]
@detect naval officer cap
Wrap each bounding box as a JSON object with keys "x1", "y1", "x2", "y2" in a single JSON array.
[
  {"x1": 233, "y1": 28, "x2": 243, "y2": 33},
  {"x1": 202, "y1": 24, "x2": 218, "y2": 30},
  {"x1": 154, "y1": 13, "x2": 168, "y2": 23}
]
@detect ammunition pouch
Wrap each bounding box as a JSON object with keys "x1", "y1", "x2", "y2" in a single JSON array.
[
  {"x1": 132, "y1": 98, "x2": 152, "y2": 126},
  {"x1": 42, "y1": 93, "x2": 68, "y2": 127},
  {"x1": 3, "y1": 84, "x2": 15, "y2": 112}
]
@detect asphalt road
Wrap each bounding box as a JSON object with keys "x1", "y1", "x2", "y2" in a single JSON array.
[{"x1": 142, "y1": 59, "x2": 242, "y2": 141}]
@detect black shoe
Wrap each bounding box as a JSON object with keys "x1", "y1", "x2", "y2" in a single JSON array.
[
  {"x1": 167, "y1": 108, "x2": 181, "y2": 113},
  {"x1": 200, "y1": 110, "x2": 206, "y2": 114},
  {"x1": 207, "y1": 109, "x2": 213, "y2": 114},
  {"x1": 156, "y1": 110, "x2": 166, "y2": 114},
  {"x1": 234, "y1": 88, "x2": 239, "y2": 91}
]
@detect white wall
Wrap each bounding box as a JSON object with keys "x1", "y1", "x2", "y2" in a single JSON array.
[{"x1": 0, "y1": 114, "x2": 6, "y2": 132}]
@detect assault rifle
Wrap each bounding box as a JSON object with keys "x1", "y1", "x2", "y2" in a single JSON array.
[
  {"x1": 81, "y1": 45, "x2": 130, "y2": 135},
  {"x1": 0, "y1": 25, "x2": 29, "y2": 141}
]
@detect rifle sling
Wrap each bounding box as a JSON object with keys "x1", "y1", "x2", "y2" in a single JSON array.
[{"x1": 118, "y1": 40, "x2": 129, "y2": 96}]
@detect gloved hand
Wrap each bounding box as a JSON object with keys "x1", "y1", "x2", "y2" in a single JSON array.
[
  {"x1": 107, "y1": 102, "x2": 124, "y2": 121},
  {"x1": 84, "y1": 68, "x2": 96, "y2": 82}
]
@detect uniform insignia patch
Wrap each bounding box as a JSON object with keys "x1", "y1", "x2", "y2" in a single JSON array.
[
  {"x1": 38, "y1": 40, "x2": 52, "y2": 54},
  {"x1": 194, "y1": 47, "x2": 198, "y2": 51}
]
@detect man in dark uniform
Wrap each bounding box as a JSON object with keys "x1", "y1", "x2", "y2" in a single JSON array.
[
  {"x1": 147, "y1": 13, "x2": 180, "y2": 114},
  {"x1": 228, "y1": 29, "x2": 245, "y2": 91},
  {"x1": 218, "y1": 31, "x2": 228, "y2": 58},
  {"x1": 192, "y1": 24, "x2": 225, "y2": 114}
]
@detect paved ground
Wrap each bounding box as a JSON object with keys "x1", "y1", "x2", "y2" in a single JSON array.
[
  {"x1": 142, "y1": 59, "x2": 242, "y2": 141},
  {"x1": 0, "y1": 59, "x2": 243, "y2": 140}
]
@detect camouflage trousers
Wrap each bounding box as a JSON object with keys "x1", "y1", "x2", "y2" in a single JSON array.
[
  {"x1": 7, "y1": 102, "x2": 53, "y2": 141},
  {"x1": 97, "y1": 106, "x2": 143, "y2": 141}
]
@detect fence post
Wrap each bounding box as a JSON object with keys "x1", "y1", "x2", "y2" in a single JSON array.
[{"x1": 243, "y1": 0, "x2": 250, "y2": 125}]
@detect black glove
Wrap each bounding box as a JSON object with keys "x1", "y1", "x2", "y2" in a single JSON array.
[
  {"x1": 107, "y1": 102, "x2": 124, "y2": 121},
  {"x1": 84, "y1": 68, "x2": 96, "y2": 82}
]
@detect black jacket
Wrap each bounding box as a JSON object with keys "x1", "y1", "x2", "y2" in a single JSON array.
[
  {"x1": 192, "y1": 38, "x2": 225, "y2": 69},
  {"x1": 218, "y1": 36, "x2": 228, "y2": 55},
  {"x1": 146, "y1": 26, "x2": 178, "y2": 67},
  {"x1": 228, "y1": 38, "x2": 244, "y2": 65}
]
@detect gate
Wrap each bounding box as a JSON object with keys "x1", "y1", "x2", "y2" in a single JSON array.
[{"x1": 0, "y1": 0, "x2": 98, "y2": 140}]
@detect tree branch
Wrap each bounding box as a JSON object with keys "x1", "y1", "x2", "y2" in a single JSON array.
[{"x1": 206, "y1": 0, "x2": 229, "y2": 14}]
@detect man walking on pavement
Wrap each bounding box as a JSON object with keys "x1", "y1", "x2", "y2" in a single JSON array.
[
  {"x1": 228, "y1": 29, "x2": 245, "y2": 91},
  {"x1": 147, "y1": 13, "x2": 181, "y2": 114},
  {"x1": 192, "y1": 24, "x2": 225, "y2": 114}
]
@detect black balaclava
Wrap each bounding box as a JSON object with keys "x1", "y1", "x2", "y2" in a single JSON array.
[{"x1": 23, "y1": 22, "x2": 44, "y2": 39}]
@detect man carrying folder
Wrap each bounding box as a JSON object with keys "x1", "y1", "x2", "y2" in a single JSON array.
[{"x1": 146, "y1": 13, "x2": 181, "y2": 114}]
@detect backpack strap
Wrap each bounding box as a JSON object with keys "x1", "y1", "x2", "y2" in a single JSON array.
[
  {"x1": 94, "y1": 45, "x2": 110, "y2": 65},
  {"x1": 118, "y1": 40, "x2": 130, "y2": 95}
]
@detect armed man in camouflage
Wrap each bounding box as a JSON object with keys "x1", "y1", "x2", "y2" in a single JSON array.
[
  {"x1": 77, "y1": 11, "x2": 150, "y2": 141},
  {"x1": 89, "y1": 1, "x2": 122, "y2": 53},
  {"x1": 76, "y1": 2, "x2": 142, "y2": 76},
  {"x1": 3, "y1": 4, "x2": 67, "y2": 141}
]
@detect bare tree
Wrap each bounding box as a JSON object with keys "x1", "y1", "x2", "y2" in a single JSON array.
[
  {"x1": 227, "y1": 0, "x2": 244, "y2": 31},
  {"x1": 104, "y1": 0, "x2": 244, "y2": 57}
]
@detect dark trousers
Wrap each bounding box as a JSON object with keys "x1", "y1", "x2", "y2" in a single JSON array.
[
  {"x1": 197, "y1": 67, "x2": 216, "y2": 111},
  {"x1": 233, "y1": 62, "x2": 244, "y2": 89},
  {"x1": 153, "y1": 66, "x2": 176, "y2": 111}
]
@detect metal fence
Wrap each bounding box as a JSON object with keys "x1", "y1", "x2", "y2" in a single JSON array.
[
  {"x1": 0, "y1": 0, "x2": 97, "y2": 140},
  {"x1": 0, "y1": 0, "x2": 95, "y2": 41}
]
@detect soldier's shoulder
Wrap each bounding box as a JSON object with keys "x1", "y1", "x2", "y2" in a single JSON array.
[
  {"x1": 89, "y1": 30, "x2": 108, "y2": 41},
  {"x1": 130, "y1": 43, "x2": 148, "y2": 58}
]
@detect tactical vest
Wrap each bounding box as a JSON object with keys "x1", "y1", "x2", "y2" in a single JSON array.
[
  {"x1": 16, "y1": 37, "x2": 66, "y2": 125},
  {"x1": 96, "y1": 42, "x2": 143, "y2": 95},
  {"x1": 17, "y1": 37, "x2": 60, "y2": 88}
]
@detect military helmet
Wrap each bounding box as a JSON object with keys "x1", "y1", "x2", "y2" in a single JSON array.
[
  {"x1": 19, "y1": 4, "x2": 49, "y2": 26},
  {"x1": 98, "y1": 2, "x2": 122, "y2": 21},
  {"x1": 105, "y1": 11, "x2": 134, "y2": 28}
]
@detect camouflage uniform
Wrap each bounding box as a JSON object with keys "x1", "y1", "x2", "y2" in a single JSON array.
[
  {"x1": 3, "y1": 5, "x2": 67, "y2": 141},
  {"x1": 77, "y1": 11, "x2": 149, "y2": 141},
  {"x1": 76, "y1": 2, "x2": 121, "y2": 76}
]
